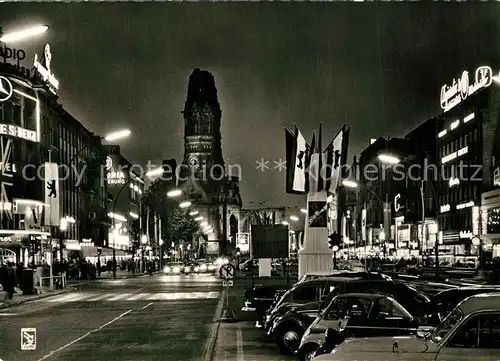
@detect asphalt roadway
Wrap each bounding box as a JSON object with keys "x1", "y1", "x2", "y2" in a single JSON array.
[{"x1": 0, "y1": 273, "x2": 222, "y2": 361}]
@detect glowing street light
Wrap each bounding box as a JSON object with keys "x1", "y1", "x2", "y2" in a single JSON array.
[
  {"x1": 300, "y1": 208, "x2": 307, "y2": 214},
  {"x1": 342, "y1": 180, "x2": 358, "y2": 188},
  {"x1": 377, "y1": 153, "x2": 400, "y2": 165},
  {"x1": 104, "y1": 129, "x2": 131, "y2": 142},
  {"x1": 290, "y1": 215, "x2": 299, "y2": 222},
  {"x1": 179, "y1": 201, "x2": 191, "y2": 209},
  {"x1": 201, "y1": 221, "x2": 208, "y2": 227},
  {"x1": 282, "y1": 221, "x2": 289, "y2": 226},
  {"x1": 0, "y1": 25, "x2": 48, "y2": 43},
  {"x1": 145, "y1": 167, "x2": 163, "y2": 178},
  {"x1": 194, "y1": 216, "x2": 203, "y2": 222},
  {"x1": 189, "y1": 210, "x2": 199, "y2": 216},
  {"x1": 167, "y1": 189, "x2": 182, "y2": 198}
]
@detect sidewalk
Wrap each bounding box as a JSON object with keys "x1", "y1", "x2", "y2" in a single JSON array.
[
  {"x1": 0, "y1": 286, "x2": 75, "y2": 309},
  {"x1": 211, "y1": 278, "x2": 294, "y2": 361}
]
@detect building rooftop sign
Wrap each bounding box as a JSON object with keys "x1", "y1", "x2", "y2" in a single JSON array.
[
  {"x1": 440, "y1": 66, "x2": 493, "y2": 113},
  {"x1": 33, "y1": 43, "x2": 59, "y2": 94}
]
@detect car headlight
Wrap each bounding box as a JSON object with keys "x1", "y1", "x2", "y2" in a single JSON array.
[
  {"x1": 163, "y1": 266, "x2": 171, "y2": 273},
  {"x1": 184, "y1": 266, "x2": 191, "y2": 272},
  {"x1": 194, "y1": 266, "x2": 200, "y2": 272},
  {"x1": 173, "y1": 267, "x2": 181, "y2": 273},
  {"x1": 200, "y1": 264, "x2": 207, "y2": 271}
]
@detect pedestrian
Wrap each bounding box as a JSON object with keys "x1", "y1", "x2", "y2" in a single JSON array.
[{"x1": 0, "y1": 262, "x2": 16, "y2": 303}]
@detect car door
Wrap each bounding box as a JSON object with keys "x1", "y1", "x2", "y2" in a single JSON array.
[
  {"x1": 364, "y1": 297, "x2": 416, "y2": 337},
  {"x1": 436, "y1": 312, "x2": 500, "y2": 361}
]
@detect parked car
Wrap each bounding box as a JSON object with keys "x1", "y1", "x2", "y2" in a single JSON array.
[
  {"x1": 261, "y1": 272, "x2": 391, "y2": 328},
  {"x1": 298, "y1": 293, "x2": 418, "y2": 361},
  {"x1": 268, "y1": 279, "x2": 430, "y2": 355},
  {"x1": 422, "y1": 286, "x2": 500, "y2": 326},
  {"x1": 312, "y1": 292, "x2": 500, "y2": 361}
]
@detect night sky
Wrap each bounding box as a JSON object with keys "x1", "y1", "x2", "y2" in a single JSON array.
[{"x1": 0, "y1": 4, "x2": 498, "y2": 209}]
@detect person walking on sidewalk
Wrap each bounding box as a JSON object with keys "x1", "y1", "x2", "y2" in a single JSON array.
[{"x1": 0, "y1": 262, "x2": 16, "y2": 303}]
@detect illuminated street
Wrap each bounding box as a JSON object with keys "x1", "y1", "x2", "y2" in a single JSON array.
[{"x1": 0, "y1": 274, "x2": 221, "y2": 361}]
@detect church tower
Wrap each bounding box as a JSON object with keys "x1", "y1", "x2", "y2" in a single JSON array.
[
  {"x1": 178, "y1": 69, "x2": 242, "y2": 257},
  {"x1": 182, "y1": 68, "x2": 224, "y2": 178}
]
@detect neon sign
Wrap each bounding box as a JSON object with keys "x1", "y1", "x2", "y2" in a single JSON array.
[
  {"x1": 0, "y1": 124, "x2": 36, "y2": 142},
  {"x1": 107, "y1": 171, "x2": 126, "y2": 185},
  {"x1": 0, "y1": 76, "x2": 13, "y2": 102},
  {"x1": 440, "y1": 66, "x2": 493, "y2": 112},
  {"x1": 33, "y1": 44, "x2": 59, "y2": 93}
]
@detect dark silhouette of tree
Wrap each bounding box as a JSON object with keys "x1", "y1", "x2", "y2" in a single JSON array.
[{"x1": 142, "y1": 179, "x2": 200, "y2": 251}]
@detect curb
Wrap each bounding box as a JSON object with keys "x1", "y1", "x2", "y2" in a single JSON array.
[
  {"x1": 204, "y1": 287, "x2": 226, "y2": 361},
  {"x1": 0, "y1": 286, "x2": 76, "y2": 309}
]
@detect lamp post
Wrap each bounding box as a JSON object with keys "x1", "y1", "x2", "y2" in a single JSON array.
[{"x1": 140, "y1": 234, "x2": 147, "y2": 273}]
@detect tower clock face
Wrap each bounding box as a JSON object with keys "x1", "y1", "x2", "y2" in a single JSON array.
[{"x1": 188, "y1": 155, "x2": 199, "y2": 168}]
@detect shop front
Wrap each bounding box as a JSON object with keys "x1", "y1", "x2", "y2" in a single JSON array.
[{"x1": 480, "y1": 189, "x2": 500, "y2": 265}]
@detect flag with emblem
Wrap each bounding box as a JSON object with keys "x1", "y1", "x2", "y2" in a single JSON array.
[
  {"x1": 323, "y1": 125, "x2": 350, "y2": 194},
  {"x1": 285, "y1": 125, "x2": 308, "y2": 194}
]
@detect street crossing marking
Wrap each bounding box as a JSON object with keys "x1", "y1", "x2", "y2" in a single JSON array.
[{"x1": 43, "y1": 291, "x2": 219, "y2": 303}]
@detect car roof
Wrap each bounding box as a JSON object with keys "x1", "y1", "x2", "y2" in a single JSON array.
[
  {"x1": 335, "y1": 293, "x2": 387, "y2": 300},
  {"x1": 458, "y1": 293, "x2": 500, "y2": 315},
  {"x1": 300, "y1": 277, "x2": 359, "y2": 285}
]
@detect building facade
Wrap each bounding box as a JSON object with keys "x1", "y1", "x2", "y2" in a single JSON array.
[
  {"x1": 436, "y1": 65, "x2": 500, "y2": 266},
  {"x1": 178, "y1": 69, "x2": 242, "y2": 256},
  {"x1": 105, "y1": 145, "x2": 144, "y2": 256},
  {"x1": 0, "y1": 44, "x2": 112, "y2": 264}
]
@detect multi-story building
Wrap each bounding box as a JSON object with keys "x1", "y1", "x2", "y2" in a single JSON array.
[
  {"x1": 105, "y1": 145, "x2": 144, "y2": 256},
  {"x1": 436, "y1": 65, "x2": 500, "y2": 266},
  {"x1": 0, "y1": 44, "x2": 109, "y2": 264}
]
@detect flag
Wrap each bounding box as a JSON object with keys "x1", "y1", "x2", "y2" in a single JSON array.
[
  {"x1": 285, "y1": 126, "x2": 308, "y2": 194},
  {"x1": 43, "y1": 162, "x2": 60, "y2": 226},
  {"x1": 324, "y1": 126, "x2": 345, "y2": 194},
  {"x1": 317, "y1": 123, "x2": 324, "y2": 192}
]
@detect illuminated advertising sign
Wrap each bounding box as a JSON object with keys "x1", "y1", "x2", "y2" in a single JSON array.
[
  {"x1": 0, "y1": 124, "x2": 36, "y2": 142},
  {"x1": 0, "y1": 76, "x2": 13, "y2": 102},
  {"x1": 0, "y1": 46, "x2": 26, "y2": 63},
  {"x1": 33, "y1": 44, "x2": 59, "y2": 94},
  {"x1": 107, "y1": 171, "x2": 126, "y2": 185},
  {"x1": 0, "y1": 137, "x2": 14, "y2": 220},
  {"x1": 106, "y1": 154, "x2": 128, "y2": 186},
  {"x1": 440, "y1": 66, "x2": 493, "y2": 112}
]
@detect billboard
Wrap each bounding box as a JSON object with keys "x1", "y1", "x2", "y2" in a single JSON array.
[{"x1": 251, "y1": 224, "x2": 288, "y2": 259}]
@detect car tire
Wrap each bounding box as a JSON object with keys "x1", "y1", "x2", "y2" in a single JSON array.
[
  {"x1": 297, "y1": 343, "x2": 320, "y2": 361},
  {"x1": 276, "y1": 323, "x2": 304, "y2": 355}
]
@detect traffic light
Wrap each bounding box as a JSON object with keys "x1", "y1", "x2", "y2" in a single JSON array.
[{"x1": 328, "y1": 232, "x2": 341, "y2": 250}]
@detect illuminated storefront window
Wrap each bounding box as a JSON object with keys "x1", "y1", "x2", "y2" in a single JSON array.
[{"x1": 487, "y1": 207, "x2": 500, "y2": 234}]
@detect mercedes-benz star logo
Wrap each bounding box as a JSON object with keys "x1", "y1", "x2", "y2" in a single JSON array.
[
  {"x1": 0, "y1": 76, "x2": 13, "y2": 102},
  {"x1": 105, "y1": 156, "x2": 113, "y2": 170}
]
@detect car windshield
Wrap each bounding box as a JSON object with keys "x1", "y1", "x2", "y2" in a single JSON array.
[{"x1": 430, "y1": 306, "x2": 464, "y2": 343}]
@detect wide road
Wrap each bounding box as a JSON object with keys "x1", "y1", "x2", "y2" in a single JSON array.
[{"x1": 0, "y1": 273, "x2": 222, "y2": 361}]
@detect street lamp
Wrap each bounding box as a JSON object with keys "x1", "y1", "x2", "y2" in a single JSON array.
[
  {"x1": 342, "y1": 180, "x2": 358, "y2": 189},
  {"x1": 104, "y1": 129, "x2": 131, "y2": 142},
  {"x1": 290, "y1": 215, "x2": 299, "y2": 222},
  {"x1": 300, "y1": 208, "x2": 307, "y2": 214},
  {"x1": 377, "y1": 153, "x2": 400, "y2": 165},
  {"x1": 167, "y1": 189, "x2": 182, "y2": 198},
  {"x1": 179, "y1": 201, "x2": 191, "y2": 209},
  {"x1": 189, "y1": 210, "x2": 199, "y2": 216},
  {"x1": 145, "y1": 167, "x2": 164, "y2": 178},
  {"x1": 194, "y1": 216, "x2": 203, "y2": 222},
  {"x1": 0, "y1": 25, "x2": 48, "y2": 43}
]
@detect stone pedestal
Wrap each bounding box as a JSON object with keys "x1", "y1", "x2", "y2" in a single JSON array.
[{"x1": 298, "y1": 190, "x2": 333, "y2": 278}]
